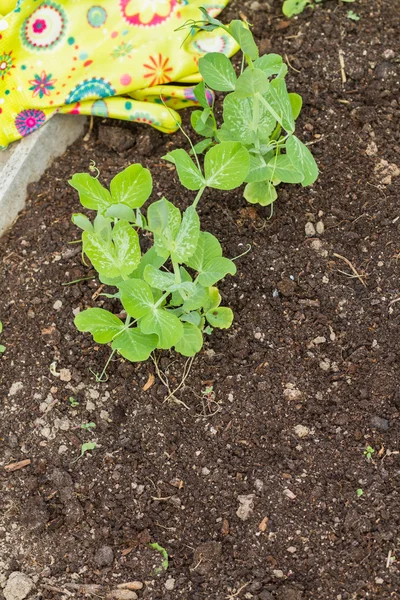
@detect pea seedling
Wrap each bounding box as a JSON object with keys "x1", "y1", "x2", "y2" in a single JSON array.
[
  {"x1": 364, "y1": 446, "x2": 375, "y2": 461},
  {"x1": 68, "y1": 396, "x2": 79, "y2": 407},
  {"x1": 282, "y1": 0, "x2": 356, "y2": 17},
  {"x1": 69, "y1": 161, "x2": 238, "y2": 378},
  {"x1": 0, "y1": 321, "x2": 5, "y2": 354},
  {"x1": 172, "y1": 13, "x2": 318, "y2": 209}
]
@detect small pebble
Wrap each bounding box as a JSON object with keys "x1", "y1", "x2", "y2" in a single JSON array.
[
  {"x1": 4, "y1": 572, "x2": 34, "y2": 600},
  {"x1": 316, "y1": 221, "x2": 325, "y2": 234},
  {"x1": 236, "y1": 494, "x2": 255, "y2": 521},
  {"x1": 305, "y1": 222, "x2": 316, "y2": 236},
  {"x1": 165, "y1": 578, "x2": 175, "y2": 591},
  {"x1": 202, "y1": 467, "x2": 210, "y2": 476},
  {"x1": 294, "y1": 425, "x2": 310, "y2": 439},
  {"x1": 9, "y1": 382, "x2": 23, "y2": 397},
  {"x1": 273, "y1": 569, "x2": 285, "y2": 579},
  {"x1": 53, "y1": 300, "x2": 63, "y2": 311},
  {"x1": 370, "y1": 416, "x2": 389, "y2": 432},
  {"x1": 287, "y1": 546, "x2": 297, "y2": 554},
  {"x1": 95, "y1": 545, "x2": 114, "y2": 567},
  {"x1": 59, "y1": 368, "x2": 72, "y2": 382}
]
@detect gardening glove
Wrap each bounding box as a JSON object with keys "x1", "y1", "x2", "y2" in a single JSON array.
[{"x1": 0, "y1": 0, "x2": 237, "y2": 149}]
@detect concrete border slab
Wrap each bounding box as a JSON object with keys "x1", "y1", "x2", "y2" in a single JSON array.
[{"x1": 0, "y1": 114, "x2": 87, "y2": 237}]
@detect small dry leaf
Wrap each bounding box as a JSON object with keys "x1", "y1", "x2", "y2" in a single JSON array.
[
  {"x1": 4, "y1": 459, "x2": 31, "y2": 472},
  {"x1": 142, "y1": 373, "x2": 155, "y2": 391},
  {"x1": 117, "y1": 582, "x2": 143, "y2": 591},
  {"x1": 120, "y1": 547, "x2": 133, "y2": 556},
  {"x1": 169, "y1": 478, "x2": 184, "y2": 489},
  {"x1": 259, "y1": 517, "x2": 269, "y2": 532},
  {"x1": 378, "y1": 445, "x2": 385, "y2": 457},
  {"x1": 221, "y1": 519, "x2": 229, "y2": 536}
]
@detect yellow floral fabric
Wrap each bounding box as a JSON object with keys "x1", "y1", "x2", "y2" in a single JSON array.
[{"x1": 0, "y1": 0, "x2": 235, "y2": 149}]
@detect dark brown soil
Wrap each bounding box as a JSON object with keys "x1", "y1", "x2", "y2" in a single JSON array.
[{"x1": 1, "y1": 1, "x2": 399, "y2": 599}]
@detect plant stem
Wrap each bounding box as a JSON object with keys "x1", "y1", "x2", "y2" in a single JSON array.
[{"x1": 192, "y1": 186, "x2": 206, "y2": 209}]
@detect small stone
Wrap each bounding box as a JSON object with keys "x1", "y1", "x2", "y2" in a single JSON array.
[
  {"x1": 86, "y1": 400, "x2": 96, "y2": 412},
  {"x1": 95, "y1": 545, "x2": 114, "y2": 567},
  {"x1": 283, "y1": 385, "x2": 302, "y2": 401},
  {"x1": 374, "y1": 159, "x2": 400, "y2": 185},
  {"x1": 319, "y1": 359, "x2": 330, "y2": 371},
  {"x1": 375, "y1": 577, "x2": 384, "y2": 584},
  {"x1": 287, "y1": 546, "x2": 297, "y2": 553},
  {"x1": 117, "y1": 583, "x2": 143, "y2": 591},
  {"x1": 294, "y1": 425, "x2": 310, "y2": 438},
  {"x1": 165, "y1": 578, "x2": 175, "y2": 591},
  {"x1": 370, "y1": 416, "x2": 389, "y2": 432},
  {"x1": 107, "y1": 591, "x2": 137, "y2": 600},
  {"x1": 58, "y1": 445, "x2": 68, "y2": 454},
  {"x1": 98, "y1": 125, "x2": 136, "y2": 152},
  {"x1": 53, "y1": 300, "x2": 63, "y2": 311},
  {"x1": 305, "y1": 222, "x2": 316, "y2": 236},
  {"x1": 283, "y1": 488, "x2": 296, "y2": 499},
  {"x1": 316, "y1": 221, "x2": 325, "y2": 234},
  {"x1": 254, "y1": 478, "x2": 264, "y2": 492},
  {"x1": 236, "y1": 494, "x2": 255, "y2": 521},
  {"x1": 4, "y1": 572, "x2": 34, "y2": 600},
  {"x1": 100, "y1": 410, "x2": 110, "y2": 421},
  {"x1": 59, "y1": 368, "x2": 72, "y2": 382},
  {"x1": 202, "y1": 467, "x2": 210, "y2": 476},
  {"x1": 311, "y1": 336, "x2": 326, "y2": 346},
  {"x1": 272, "y1": 569, "x2": 285, "y2": 579},
  {"x1": 9, "y1": 381, "x2": 23, "y2": 396},
  {"x1": 366, "y1": 141, "x2": 378, "y2": 156},
  {"x1": 277, "y1": 278, "x2": 296, "y2": 297}
]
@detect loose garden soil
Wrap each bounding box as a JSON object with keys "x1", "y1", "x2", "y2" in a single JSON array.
[{"x1": 1, "y1": 1, "x2": 399, "y2": 599}]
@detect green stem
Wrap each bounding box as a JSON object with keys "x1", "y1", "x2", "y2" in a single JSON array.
[{"x1": 192, "y1": 186, "x2": 206, "y2": 209}]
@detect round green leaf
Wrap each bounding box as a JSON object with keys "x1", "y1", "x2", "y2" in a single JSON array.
[
  {"x1": 141, "y1": 309, "x2": 184, "y2": 349},
  {"x1": 206, "y1": 307, "x2": 234, "y2": 329},
  {"x1": 69, "y1": 173, "x2": 112, "y2": 212},
  {"x1": 110, "y1": 164, "x2": 152, "y2": 208},
  {"x1": 286, "y1": 135, "x2": 318, "y2": 186},
  {"x1": 174, "y1": 322, "x2": 203, "y2": 357},
  {"x1": 119, "y1": 279, "x2": 154, "y2": 319},
  {"x1": 204, "y1": 142, "x2": 250, "y2": 190},
  {"x1": 198, "y1": 52, "x2": 237, "y2": 92},
  {"x1": 244, "y1": 181, "x2": 277, "y2": 206},
  {"x1": 74, "y1": 308, "x2": 124, "y2": 343},
  {"x1": 111, "y1": 328, "x2": 158, "y2": 362}
]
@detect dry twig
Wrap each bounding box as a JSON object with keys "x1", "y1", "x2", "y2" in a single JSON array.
[
  {"x1": 4, "y1": 459, "x2": 31, "y2": 472},
  {"x1": 333, "y1": 253, "x2": 367, "y2": 287}
]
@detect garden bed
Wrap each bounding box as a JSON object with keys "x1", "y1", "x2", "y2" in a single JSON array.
[{"x1": 1, "y1": 1, "x2": 399, "y2": 598}]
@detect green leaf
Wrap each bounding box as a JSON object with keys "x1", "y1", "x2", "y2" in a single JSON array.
[
  {"x1": 223, "y1": 92, "x2": 276, "y2": 144},
  {"x1": 204, "y1": 142, "x2": 250, "y2": 190},
  {"x1": 68, "y1": 173, "x2": 112, "y2": 212},
  {"x1": 147, "y1": 198, "x2": 170, "y2": 233},
  {"x1": 162, "y1": 149, "x2": 205, "y2": 191},
  {"x1": 193, "y1": 80, "x2": 211, "y2": 109},
  {"x1": 347, "y1": 10, "x2": 360, "y2": 21},
  {"x1": 206, "y1": 307, "x2": 234, "y2": 329},
  {"x1": 111, "y1": 328, "x2": 158, "y2": 362},
  {"x1": 289, "y1": 93, "x2": 303, "y2": 120},
  {"x1": 182, "y1": 285, "x2": 208, "y2": 312},
  {"x1": 93, "y1": 213, "x2": 112, "y2": 236},
  {"x1": 229, "y1": 20, "x2": 259, "y2": 60},
  {"x1": 0, "y1": 321, "x2": 3, "y2": 335},
  {"x1": 203, "y1": 287, "x2": 221, "y2": 313},
  {"x1": 198, "y1": 257, "x2": 237, "y2": 287},
  {"x1": 244, "y1": 154, "x2": 271, "y2": 183},
  {"x1": 174, "y1": 322, "x2": 203, "y2": 357},
  {"x1": 191, "y1": 109, "x2": 215, "y2": 138},
  {"x1": 286, "y1": 135, "x2": 318, "y2": 186},
  {"x1": 180, "y1": 311, "x2": 202, "y2": 327},
  {"x1": 72, "y1": 213, "x2": 94, "y2": 233},
  {"x1": 141, "y1": 309, "x2": 184, "y2": 349},
  {"x1": 0, "y1": 345, "x2": 5, "y2": 354},
  {"x1": 119, "y1": 279, "x2": 154, "y2": 319},
  {"x1": 235, "y1": 68, "x2": 269, "y2": 97},
  {"x1": 151, "y1": 199, "x2": 182, "y2": 259},
  {"x1": 192, "y1": 139, "x2": 213, "y2": 155},
  {"x1": 172, "y1": 206, "x2": 200, "y2": 263},
  {"x1": 133, "y1": 246, "x2": 167, "y2": 279},
  {"x1": 74, "y1": 308, "x2": 124, "y2": 343},
  {"x1": 267, "y1": 154, "x2": 304, "y2": 184},
  {"x1": 83, "y1": 220, "x2": 140, "y2": 278},
  {"x1": 110, "y1": 164, "x2": 152, "y2": 208},
  {"x1": 105, "y1": 204, "x2": 136, "y2": 222},
  {"x1": 262, "y1": 78, "x2": 295, "y2": 133},
  {"x1": 143, "y1": 264, "x2": 176, "y2": 290},
  {"x1": 198, "y1": 52, "x2": 237, "y2": 92},
  {"x1": 254, "y1": 54, "x2": 286, "y2": 78},
  {"x1": 282, "y1": 0, "x2": 311, "y2": 17},
  {"x1": 244, "y1": 180, "x2": 277, "y2": 206},
  {"x1": 186, "y1": 231, "x2": 220, "y2": 272}
]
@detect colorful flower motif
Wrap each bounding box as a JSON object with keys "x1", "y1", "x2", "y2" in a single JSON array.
[
  {"x1": 191, "y1": 34, "x2": 232, "y2": 55},
  {"x1": 87, "y1": 6, "x2": 107, "y2": 28},
  {"x1": 21, "y1": 1, "x2": 67, "y2": 52},
  {"x1": 203, "y1": 4, "x2": 226, "y2": 18},
  {"x1": 120, "y1": 0, "x2": 177, "y2": 27},
  {"x1": 111, "y1": 41, "x2": 134, "y2": 59},
  {"x1": 184, "y1": 86, "x2": 213, "y2": 106},
  {"x1": 0, "y1": 51, "x2": 15, "y2": 80},
  {"x1": 91, "y1": 99, "x2": 108, "y2": 117},
  {"x1": 128, "y1": 110, "x2": 161, "y2": 127},
  {"x1": 65, "y1": 77, "x2": 116, "y2": 104},
  {"x1": 28, "y1": 71, "x2": 56, "y2": 98},
  {"x1": 143, "y1": 53, "x2": 173, "y2": 87},
  {"x1": 15, "y1": 109, "x2": 46, "y2": 137}
]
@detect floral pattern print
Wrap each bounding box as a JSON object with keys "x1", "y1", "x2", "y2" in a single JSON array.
[
  {"x1": 143, "y1": 53, "x2": 173, "y2": 86},
  {"x1": 21, "y1": 2, "x2": 67, "y2": 52},
  {"x1": 15, "y1": 108, "x2": 46, "y2": 136},
  {"x1": 120, "y1": 0, "x2": 177, "y2": 27},
  {"x1": 0, "y1": 1, "x2": 235, "y2": 148},
  {"x1": 28, "y1": 71, "x2": 56, "y2": 98}
]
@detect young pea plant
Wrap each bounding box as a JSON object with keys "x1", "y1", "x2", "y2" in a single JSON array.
[
  {"x1": 171, "y1": 12, "x2": 318, "y2": 209},
  {"x1": 69, "y1": 161, "x2": 240, "y2": 378}
]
